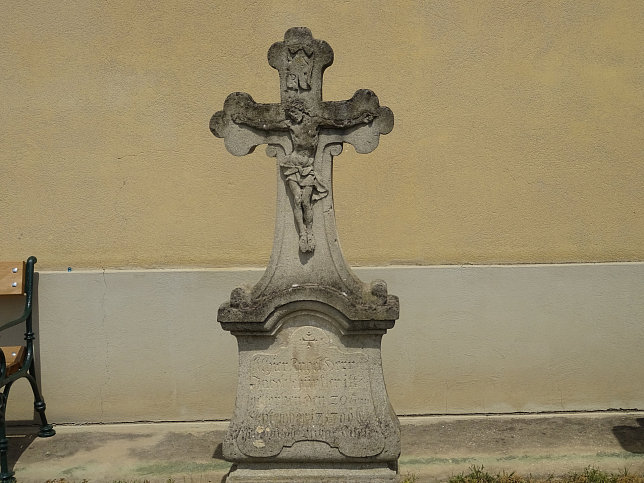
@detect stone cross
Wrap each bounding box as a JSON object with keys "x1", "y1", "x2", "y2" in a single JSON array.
[
  {"x1": 209, "y1": 29, "x2": 400, "y2": 482},
  {"x1": 210, "y1": 27, "x2": 393, "y2": 254}
]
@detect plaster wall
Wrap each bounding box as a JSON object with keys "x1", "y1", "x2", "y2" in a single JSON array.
[
  {"x1": 2, "y1": 264, "x2": 642, "y2": 424},
  {"x1": 2, "y1": 1, "x2": 643, "y2": 269}
]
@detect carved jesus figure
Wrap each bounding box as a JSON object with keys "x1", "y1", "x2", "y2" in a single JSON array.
[{"x1": 232, "y1": 98, "x2": 376, "y2": 253}]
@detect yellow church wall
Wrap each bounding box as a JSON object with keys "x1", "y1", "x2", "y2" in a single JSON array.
[{"x1": 2, "y1": 1, "x2": 642, "y2": 270}]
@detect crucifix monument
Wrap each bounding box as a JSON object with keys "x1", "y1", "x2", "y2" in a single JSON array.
[{"x1": 210, "y1": 28, "x2": 400, "y2": 482}]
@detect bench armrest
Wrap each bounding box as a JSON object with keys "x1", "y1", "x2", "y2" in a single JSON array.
[{"x1": 0, "y1": 256, "x2": 36, "y2": 332}]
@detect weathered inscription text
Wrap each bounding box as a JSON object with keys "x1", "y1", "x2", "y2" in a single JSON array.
[{"x1": 235, "y1": 326, "x2": 385, "y2": 457}]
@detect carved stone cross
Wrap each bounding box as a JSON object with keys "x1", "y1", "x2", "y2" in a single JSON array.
[
  {"x1": 210, "y1": 27, "x2": 395, "y2": 315},
  {"x1": 210, "y1": 27, "x2": 393, "y2": 252},
  {"x1": 209, "y1": 29, "x2": 400, "y2": 482}
]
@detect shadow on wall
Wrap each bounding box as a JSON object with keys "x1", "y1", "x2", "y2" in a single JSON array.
[{"x1": 613, "y1": 418, "x2": 644, "y2": 454}]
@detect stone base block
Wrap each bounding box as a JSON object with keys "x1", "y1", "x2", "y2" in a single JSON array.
[{"x1": 226, "y1": 462, "x2": 397, "y2": 482}]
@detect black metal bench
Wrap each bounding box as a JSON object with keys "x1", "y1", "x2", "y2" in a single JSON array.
[{"x1": 0, "y1": 257, "x2": 54, "y2": 482}]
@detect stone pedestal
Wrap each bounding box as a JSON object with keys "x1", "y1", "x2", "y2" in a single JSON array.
[
  {"x1": 210, "y1": 28, "x2": 399, "y2": 482},
  {"x1": 221, "y1": 300, "x2": 399, "y2": 482}
]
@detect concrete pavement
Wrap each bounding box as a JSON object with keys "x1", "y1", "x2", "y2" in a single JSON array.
[{"x1": 7, "y1": 411, "x2": 644, "y2": 482}]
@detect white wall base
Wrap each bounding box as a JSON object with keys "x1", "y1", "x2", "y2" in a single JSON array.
[{"x1": 1, "y1": 263, "x2": 641, "y2": 423}]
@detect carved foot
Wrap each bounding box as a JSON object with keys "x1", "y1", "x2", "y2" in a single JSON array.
[
  {"x1": 299, "y1": 234, "x2": 309, "y2": 253},
  {"x1": 298, "y1": 231, "x2": 316, "y2": 253}
]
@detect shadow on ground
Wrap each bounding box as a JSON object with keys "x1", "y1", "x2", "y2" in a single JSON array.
[
  {"x1": 213, "y1": 442, "x2": 224, "y2": 459},
  {"x1": 6, "y1": 424, "x2": 39, "y2": 475},
  {"x1": 613, "y1": 418, "x2": 644, "y2": 454},
  {"x1": 213, "y1": 442, "x2": 233, "y2": 482}
]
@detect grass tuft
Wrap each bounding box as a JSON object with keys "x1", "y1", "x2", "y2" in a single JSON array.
[{"x1": 448, "y1": 466, "x2": 644, "y2": 483}]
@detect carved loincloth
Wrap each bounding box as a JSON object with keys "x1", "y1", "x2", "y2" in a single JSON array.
[{"x1": 280, "y1": 153, "x2": 328, "y2": 201}]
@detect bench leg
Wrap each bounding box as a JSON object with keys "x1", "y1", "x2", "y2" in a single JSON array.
[
  {"x1": 25, "y1": 376, "x2": 54, "y2": 438},
  {"x1": 33, "y1": 400, "x2": 54, "y2": 438},
  {"x1": 0, "y1": 394, "x2": 15, "y2": 483}
]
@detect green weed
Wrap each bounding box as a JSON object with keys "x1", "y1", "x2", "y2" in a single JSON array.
[{"x1": 448, "y1": 465, "x2": 644, "y2": 483}]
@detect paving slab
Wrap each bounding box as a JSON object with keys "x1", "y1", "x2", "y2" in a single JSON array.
[
  {"x1": 6, "y1": 412, "x2": 644, "y2": 482},
  {"x1": 11, "y1": 421, "x2": 230, "y2": 482},
  {"x1": 399, "y1": 412, "x2": 644, "y2": 480}
]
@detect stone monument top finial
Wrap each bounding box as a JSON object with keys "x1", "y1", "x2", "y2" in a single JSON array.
[
  {"x1": 210, "y1": 28, "x2": 397, "y2": 327},
  {"x1": 267, "y1": 27, "x2": 333, "y2": 103}
]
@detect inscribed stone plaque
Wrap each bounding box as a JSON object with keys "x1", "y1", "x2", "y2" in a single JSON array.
[{"x1": 237, "y1": 326, "x2": 384, "y2": 458}]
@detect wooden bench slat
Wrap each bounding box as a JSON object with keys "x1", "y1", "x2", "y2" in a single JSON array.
[
  {"x1": 0, "y1": 261, "x2": 25, "y2": 295},
  {"x1": 1, "y1": 346, "x2": 26, "y2": 376}
]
